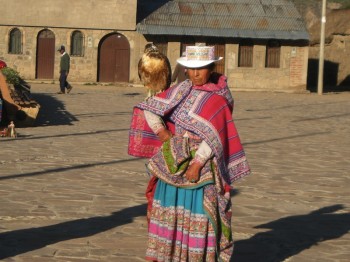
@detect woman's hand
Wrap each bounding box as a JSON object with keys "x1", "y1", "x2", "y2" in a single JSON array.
[
  {"x1": 157, "y1": 129, "x2": 172, "y2": 142},
  {"x1": 185, "y1": 161, "x2": 202, "y2": 183}
]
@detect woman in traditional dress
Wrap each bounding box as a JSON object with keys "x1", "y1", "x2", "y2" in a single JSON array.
[{"x1": 128, "y1": 46, "x2": 250, "y2": 261}]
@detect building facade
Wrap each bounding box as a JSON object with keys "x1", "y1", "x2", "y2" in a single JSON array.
[
  {"x1": 0, "y1": 0, "x2": 310, "y2": 92},
  {"x1": 0, "y1": 0, "x2": 146, "y2": 84},
  {"x1": 138, "y1": 0, "x2": 310, "y2": 92}
]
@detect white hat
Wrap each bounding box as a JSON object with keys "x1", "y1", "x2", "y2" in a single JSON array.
[{"x1": 177, "y1": 46, "x2": 222, "y2": 68}]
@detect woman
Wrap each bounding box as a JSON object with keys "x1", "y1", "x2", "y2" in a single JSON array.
[{"x1": 128, "y1": 46, "x2": 250, "y2": 261}]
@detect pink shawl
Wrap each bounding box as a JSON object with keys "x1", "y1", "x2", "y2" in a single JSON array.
[{"x1": 128, "y1": 74, "x2": 250, "y2": 184}]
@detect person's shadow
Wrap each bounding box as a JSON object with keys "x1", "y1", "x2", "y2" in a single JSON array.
[
  {"x1": 231, "y1": 204, "x2": 350, "y2": 262},
  {"x1": 33, "y1": 93, "x2": 78, "y2": 126},
  {"x1": 0, "y1": 203, "x2": 147, "y2": 259}
]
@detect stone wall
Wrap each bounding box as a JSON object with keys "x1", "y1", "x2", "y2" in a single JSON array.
[
  {"x1": 225, "y1": 44, "x2": 309, "y2": 92},
  {"x1": 0, "y1": 24, "x2": 309, "y2": 92},
  {"x1": 164, "y1": 42, "x2": 309, "y2": 92},
  {"x1": 0, "y1": 26, "x2": 146, "y2": 84},
  {"x1": 0, "y1": 0, "x2": 310, "y2": 92},
  {"x1": 309, "y1": 35, "x2": 350, "y2": 88},
  {"x1": 0, "y1": 0, "x2": 144, "y2": 84}
]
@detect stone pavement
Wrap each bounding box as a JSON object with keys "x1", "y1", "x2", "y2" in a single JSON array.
[{"x1": 0, "y1": 83, "x2": 349, "y2": 262}]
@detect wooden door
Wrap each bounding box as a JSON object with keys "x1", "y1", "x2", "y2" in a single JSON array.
[
  {"x1": 180, "y1": 37, "x2": 195, "y2": 56},
  {"x1": 206, "y1": 41, "x2": 225, "y2": 75},
  {"x1": 115, "y1": 49, "x2": 129, "y2": 82},
  {"x1": 214, "y1": 44, "x2": 225, "y2": 74},
  {"x1": 98, "y1": 34, "x2": 130, "y2": 82},
  {"x1": 36, "y1": 30, "x2": 55, "y2": 79}
]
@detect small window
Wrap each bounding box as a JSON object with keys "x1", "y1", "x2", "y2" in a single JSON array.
[
  {"x1": 238, "y1": 42, "x2": 253, "y2": 67},
  {"x1": 9, "y1": 28, "x2": 22, "y2": 54},
  {"x1": 71, "y1": 30, "x2": 84, "y2": 56},
  {"x1": 266, "y1": 40, "x2": 281, "y2": 68}
]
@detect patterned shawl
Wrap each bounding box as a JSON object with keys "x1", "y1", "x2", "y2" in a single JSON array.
[{"x1": 128, "y1": 74, "x2": 250, "y2": 184}]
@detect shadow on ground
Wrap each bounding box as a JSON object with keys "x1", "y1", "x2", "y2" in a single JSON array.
[
  {"x1": 0, "y1": 157, "x2": 142, "y2": 181},
  {"x1": 0, "y1": 204, "x2": 147, "y2": 259},
  {"x1": 32, "y1": 93, "x2": 78, "y2": 126},
  {"x1": 232, "y1": 204, "x2": 350, "y2": 262}
]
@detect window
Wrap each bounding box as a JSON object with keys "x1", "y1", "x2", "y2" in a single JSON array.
[
  {"x1": 180, "y1": 37, "x2": 195, "y2": 56},
  {"x1": 238, "y1": 42, "x2": 253, "y2": 67},
  {"x1": 266, "y1": 40, "x2": 281, "y2": 68},
  {"x1": 206, "y1": 41, "x2": 225, "y2": 74},
  {"x1": 71, "y1": 30, "x2": 84, "y2": 56},
  {"x1": 9, "y1": 28, "x2": 22, "y2": 54}
]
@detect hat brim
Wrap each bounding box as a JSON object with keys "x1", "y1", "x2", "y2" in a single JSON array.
[{"x1": 177, "y1": 57, "x2": 222, "y2": 68}]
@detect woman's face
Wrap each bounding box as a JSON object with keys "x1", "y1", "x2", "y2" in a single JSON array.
[{"x1": 187, "y1": 66, "x2": 212, "y2": 86}]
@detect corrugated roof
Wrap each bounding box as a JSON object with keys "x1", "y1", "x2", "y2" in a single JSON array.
[{"x1": 137, "y1": 0, "x2": 309, "y2": 40}]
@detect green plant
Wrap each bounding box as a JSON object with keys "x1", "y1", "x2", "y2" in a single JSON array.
[{"x1": 0, "y1": 67, "x2": 21, "y2": 85}]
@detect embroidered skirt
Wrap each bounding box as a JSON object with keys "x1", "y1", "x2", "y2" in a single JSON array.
[
  {"x1": 146, "y1": 180, "x2": 217, "y2": 261},
  {"x1": 145, "y1": 136, "x2": 234, "y2": 261}
]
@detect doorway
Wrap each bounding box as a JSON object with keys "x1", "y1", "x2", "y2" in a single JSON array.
[
  {"x1": 98, "y1": 33, "x2": 130, "y2": 82},
  {"x1": 36, "y1": 29, "x2": 55, "y2": 79}
]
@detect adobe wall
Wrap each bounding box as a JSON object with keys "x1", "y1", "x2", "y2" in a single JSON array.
[
  {"x1": 225, "y1": 44, "x2": 309, "y2": 92},
  {"x1": 0, "y1": 0, "x2": 136, "y2": 30},
  {"x1": 164, "y1": 42, "x2": 309, "y2": 92}
]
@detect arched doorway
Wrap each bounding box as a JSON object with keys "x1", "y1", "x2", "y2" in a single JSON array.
[
  {"x1": 98, "y1": 33, "x2": 130, "y2": 82},
  {"x1": 36, "y1": 29, "x2": 55, "y2": 79}
]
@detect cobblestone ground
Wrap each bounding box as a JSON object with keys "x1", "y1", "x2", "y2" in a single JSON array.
[{"x1": 0, "y1": 83, "x2": 349, "y2": 262}]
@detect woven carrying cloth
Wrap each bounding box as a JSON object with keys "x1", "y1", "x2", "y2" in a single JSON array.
[{"x1": 129, "y1": 75, "x2": 250, "y2": 185}]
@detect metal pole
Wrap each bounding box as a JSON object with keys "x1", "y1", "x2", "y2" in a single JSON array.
[{"x1": 317, "y1": 0, "x2": 327, "y2": 95}]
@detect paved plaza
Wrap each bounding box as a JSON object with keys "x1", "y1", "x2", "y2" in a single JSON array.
[{"x1": 0, "y1": 83, "x2": 349, "y2": 261}]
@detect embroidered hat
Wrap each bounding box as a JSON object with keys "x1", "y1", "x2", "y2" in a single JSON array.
[
  {"x1": 57, "y1": 45, "x2": 65, "y2": 52},
  {"x1": 177, "y1": 46, "x2": 222, "y2": 68}
]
